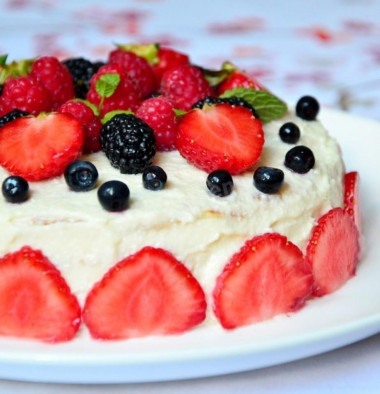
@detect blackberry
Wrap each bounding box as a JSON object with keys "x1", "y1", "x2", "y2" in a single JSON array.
[
  {"x1": 100, "y1": 114, "x2": 156, "y2": 174},
  {"x1": 62, "y1": 57, "x2": 103, "y2": 99},
  {"x1": 192, "y1": 96, "x2": 259, "y2": 118},
  {"x1": 0, "y1": 109, "x2": 30, "y2": 128}
]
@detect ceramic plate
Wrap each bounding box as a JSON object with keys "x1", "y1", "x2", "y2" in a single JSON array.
[{"x1": 0, "y1": 108, "x2": 379, "y2": 384}]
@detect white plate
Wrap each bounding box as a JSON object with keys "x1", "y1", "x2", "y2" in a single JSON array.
[{"x1": 0, "y1": 108, "x2": 379, "y2": 384}]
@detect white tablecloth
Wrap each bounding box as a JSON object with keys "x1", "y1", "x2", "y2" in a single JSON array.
[{"x1": 1, "y1": 0, "x2": 379, "y2": 391}]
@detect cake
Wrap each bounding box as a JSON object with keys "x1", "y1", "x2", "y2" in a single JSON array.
[{"x1": 0, "y1": 45, "x2": 361, "y2": 343}]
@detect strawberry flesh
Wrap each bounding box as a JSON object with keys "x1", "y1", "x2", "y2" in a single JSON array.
[
  {"x1": 344, "y1": 172, "x2": 361, "y2": 237},
  {"x1": 177, "y1": 104, "x2": 264, "y2": 174},
  {"x1": 306, "y1": 208, "x2": 359, "y2": 297},
  {"x1": 0, "y1": 247, "x2": 81, "y2": 343},
  {"x1": 83, "y1": 247, "x2": 206, "y2": 340},
  {"x1": 213, "y1": 233, "x2": 313, "y2": 329},
  {"x1": 0, "y1": 113, "x2": 83, "y2": 181}
]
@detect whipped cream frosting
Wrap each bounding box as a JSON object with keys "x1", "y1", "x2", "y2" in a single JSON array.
[{"x1": 0, "y1": 112, "x2": 344, "y2": 317}]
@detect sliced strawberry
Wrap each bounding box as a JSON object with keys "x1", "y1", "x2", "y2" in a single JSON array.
[
  {"x1": 0, "y1": 246, "x2": 81, "y2": 343},
  {"x1": 0, "y1": 113, "x2": 83, "y2": 181},
  {"x1": 176, "y1": 103, "x2": 264, "y2": 174},
  {"x1": 344, "y1": 171, "x2": 362, "y2": 237},
  {"x1": 213, "y1": 233, "x2": 313, "y2": 329},
  {"x1": 217, "y1": 71, "x2": 265, "y2": 95},
  {"x1": 83, "y1": 247, "x2": 206, "y2": 340},
  {"x1": 306, "y1": 208, "x2": 359, "y2": 297}
]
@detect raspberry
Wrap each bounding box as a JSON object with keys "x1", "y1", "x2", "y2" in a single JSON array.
[
  {"x1": 1, "y1": 76, "x2": 52, "y2": 115},
  {"x1": 160, "y1": 65, "x2": 214, "y2": 111},
  {"x1": 153, "y1": 47, "x2": 190, "y2": 84},
  {"x1": 136, "y1": 96, "x2": 179, "y2": 151},
  {"x1": 109, "y1": 49, "x2": 156, "y2": 99},
  {"x1": 30, "y1": 56, "x2": 75, "y2": 109},
  {"x1": 57, "y1": 100, "x2": 102, "y2": 153},
  {"x1": 86, "y1": 64, "x2": 140, "y2": 117}
]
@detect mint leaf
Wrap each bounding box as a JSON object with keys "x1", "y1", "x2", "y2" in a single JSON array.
[
  {"x1": 95, "y1": 73, "x2": 120, "y2": 99},
  {"x1": 73, "y1": 99, "x2": 100, "y2": 116},
  {"x1": 173, "y1": 108, "x2": 187, "y2": 116},
  {"x1": 220, "y1": 88, "x2": 287, "y2": 123},
  {"x1": 0, "y1": 54, "x2": 8, "y2": 67},
  {"x1": 101, "y1": 110, "x2": 134, "y2": 124},
  {"x1": 201, "y1": 62, "x2": 237, "y2": 87}
]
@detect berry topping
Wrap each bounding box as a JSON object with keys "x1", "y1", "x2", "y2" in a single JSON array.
[
  {"x1": 62, "y1": 57, "x2": 102, "y2": 99},
  {"x1": 160, "y1": 65, "x2": 214, "y2": 111},
  {"x1": 2, "y1": 175, "x2": 29, "y2": 203},
  {"x1": 177, "y1": 103, "x2": 264, "y2": 174},
  {"x1": 100, "y1": 114, "x2": 156, "y2": 174},
  {"x1": 192, "y1": 96, "x2": 258, "y2": 117},
  {"x1": 296, "y1": 95, "x2": 320, "y2": 121},
  {"x1": 206, "y1": 169, "x2": 234, "y2": 197},
  {"x1": 279, "y1": 122, "x2": 300, "y2": 144},
  {"x1": 30, "y1": 56, "x2": 75, "y2": 110},
  {"x1": 83, "y1": 247, "x2": 206, "y2": 340},
  {"x1": 254, "y1": 166, "x2": 284, "y2": 194},
  {"x1": 213, "y1": 233, "x2": 313, "y2": 329},
  {"x1": 0, "y1": 246, "x2": 81, "y2": 343},
  {"x1": 109, "y1": 48, "x2": 156, "y2": 99},
  {"x1": 142, "y1": 165, "x2": 167, "y2": 191},
  {"x1": 1, "y1": 76, "x2": 52, "y2": 116},
  {"x1": 0, "y1": 113, "x2": 83, "y2": 181},
  {"x1": 153, "y1": 46, "x2": 190, "y2": 84},
  {"x1": 57, "y1": 99, "x2": 102, "y2": 153},
  {"x1": 0, "y1": 108, "x2": 30, "y2": 128},
  {"x1": 136, "y1": 96, "x2": 179, "y2": 151},
  {"x1": 306, "y1": 208, "x2": 359, "y2": 297},
  {"x1": 64, "y1": 160, "x2": 98, "y2": 192},
  {"x1": 284, "y1": 145, "x2": 315, "y2": 174},
  {"x1": 344, "y1": 171, "x2": 362, "y2": 238},
  {"x1": 98, "y1": 180, "x2": 130, "y2": 212}
]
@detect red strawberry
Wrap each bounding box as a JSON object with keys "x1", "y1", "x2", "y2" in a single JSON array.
[
  {"x1": 306, "y1": 208, "x2": 359, "y2": 297},
  {"x1": 0, "y1": 113, "x2": 83, "y2": 181},
  {"x1": 218, "y1": 71, "x2": 265, "y2": 95},
  {"x1": 30, "y1": 56, "x2": 75, "y2": 110},
  {"x1": 83, "y1": 247, "x2": 206, "y2": 340},
  {"x1": 136, "y1": 96, "x2": 179, "y2": 151},
  {"x1": 109, "y1": 49, "x2": 156, "y2": 98},
  {"x1": 160, "y1": 65, "x2": 214, "y2": 111},
  {"x1": 86, "y1": 63, "x2": 140, "y2": 117},
  {"x1": 153, "y1": 47, "x2": 190, "y2": 84},
  {"x1": 0, "y1": 246, "x2": 81, "y2": 343},
  {"x1": 344, "y1": 172, "x2": 361, "y2": 237},
  {"x1": 57, "y1": 100, "x2": 102, "y2": 153},
  {"x1": 213, "y1": 233, "x2": 313, "y2": 329},
  {"x1": 1, "y1": 76, "x2": 52, "y2": 116},
  {"x1": 176, "y1": 103, "x2": 264, "y2": 174}
]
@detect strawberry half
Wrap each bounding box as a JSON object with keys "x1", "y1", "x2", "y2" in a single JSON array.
[
  {"x1": 177, "y1": 104, "x2": 264, "y2": 174},
  {"x1": 0, "y1": 246, "x2": 81, "y2": 343},
  {"x1": 306, "y1": 208, "x2": 359, "y2": 297},
  {"x1": 217, "y1": 71, "x2": 265, "y2": 95},
  {"x1": 83, "y1": 247, "x2": 206, "y2": 340},
  {"x1": 0, "y1": 113, "x2": 83, "y2": 181},
  {"x1": 344, "y1": 172, "x2": 361, "y2": 237},
  {"x1": 213, "y1": 233, "x2": 313, "y2": 329}
]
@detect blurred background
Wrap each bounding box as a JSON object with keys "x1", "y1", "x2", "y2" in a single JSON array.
[{"x1": 1, "y1": 0, "x2": 380, "y2": 120}]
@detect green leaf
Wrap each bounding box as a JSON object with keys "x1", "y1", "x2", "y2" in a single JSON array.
[
  {"x1": 116, "y1": 43, "x2": 159, "y2": 65},
  {"x1": 95, "y1": 73, "x2": 121, "y2": 99},
  {"x1": 220, "y1": 88, "x2": 288, "y2": 123},
  {"x1": 101, "y1": 110, "x2": 134, "y2": 125},
  {"x1": 173, "y1": 108, "x2": 187, "y2": 116},
  {"x1": 73, "y1": 99, "x2": 99, "y2": 116},
  {"x1": 201, "y1": 62, "x2": 237, "y2": 87},
  {"x1": 0, "y1": 54, "x2": 8, "y2": 67}
]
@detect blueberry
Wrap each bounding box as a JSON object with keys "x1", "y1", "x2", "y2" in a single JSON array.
[
  {"x1": 279, "y1": 122, "x2": 300, "y2": 144},
  {"x1": 284, "y1": 145, "x2": 315, "y2": 174},
  {"x1": 206, "y1": 170, "x2": 233, "y2": 197},
  {"x1": 98, "y1": 180, "x2": 130, "y2": 212},
  {"x1": 2, "y1": 175, "x2": 29, "y2": 203},
  {"x1": 64, "y1": 160, "x2": 98, "y2": 191},
  {"x1": 295, "y1": 96, "x2": 320, "y2": 121},
  {"x1": 142, "y1": 165, "x2": 167, "y2": 191},
  {"x1": 254, "y1": 167, "x2": 284, "y2": 194}
]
